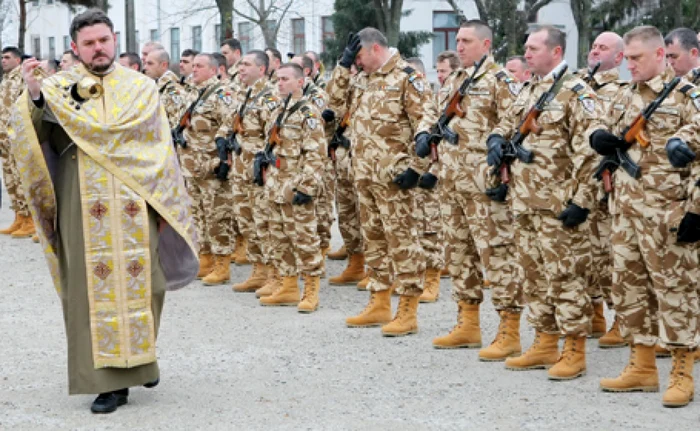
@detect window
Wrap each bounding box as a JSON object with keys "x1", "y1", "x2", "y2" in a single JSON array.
[
  {"x1": 150, "y1": 29, "x2": 158, "y2": 42},
  {"x1": 321, "y1": 16, "x2": 334, "y2": 52},
  {"x1": 238, "y1": 22, "x2": 252, "y2": 54},
  {"x1": 31, "y1": 0, "x2": 39, "y2": 6},
  {"x1": 115, "y1": 31, "x2": 121, "y2": 55},
  {"x1": 48, "y1": 37, "x2": 56, "y2": 60},
  {"x1": 192, "y1": 26, "x2": 202, "y2": 52},
  {"x1": 63, "y1": 35, "x2": 70, "y2": 51},
  {"x1": 31, "y1": 36, "x2": 41, "y2": 58},
  {"x1": 47, "y1": 0, "x2": 54, "y2": 4},
  {"x1": 170, "y1": 28, "x2": 180, "y2": 62},
  {"x1": 432, "y1": 12, "x2": 459, "y2": 66},
  {"x1": 135, "y1": 30, "x2": 140, "y2": 45},
  {"x1": 292, "y1": 18, "x2": 305, "y2": 54},
  {"x1": 215, "y1": 24, "x2": 221, "y2": 46}
]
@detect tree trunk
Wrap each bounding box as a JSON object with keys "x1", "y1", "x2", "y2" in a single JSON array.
[
  {"x1": 217, "y1": 0, "x2": 234, "y2": 40},
  {"x1": 570, "y1": 0, "x2": 591, "y2": 70},
  {"x1": 125, "y1": 0, "x2": 136, "y2": 52},
  {"x1": 387, "y1": 0, "x2": 402, "y2": 47},
  {"x1": 261, "y1": 20, "x2": 276, "y2": 48},
  {"x1": 18, "y1": 0, "x2": 26, "y2": 53}
]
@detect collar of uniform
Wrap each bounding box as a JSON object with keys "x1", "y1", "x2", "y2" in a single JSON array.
[
  {"x1": 374, "y1": 49, "x2": 401, "y2": 76},
  {"x1": 594, "y1": 67, "x2": 620, "y2": 86},
  {"x1": 195, "y1": 76, "x2": 220, "y2": 90},
  {"x1": 463, "y1": 55, "x2": 495, "y2": 79},
  {"x1": 534, "y1": 60, "x2": 567, "y2": 84},
  {"x1": 158, "y1": 70, "x2": 178, "y2": 86},
  {"x1": 227, "y1": 59, "x2": 241, "y2": 78},
  {"x1": 636, "y1": 67, "x2": 676, "y2": 94},
  {"x1": 247, "y1": 77, "x2": 268, "y2": 93},
  {"x1": 7, "y1": 65, "x2": 22, "y2": 79},
  {"x1": 685, "y1": 66, "x2": 700, "y2": 84}
]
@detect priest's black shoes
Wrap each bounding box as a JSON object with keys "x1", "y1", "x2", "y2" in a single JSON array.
[{"x1": 90, "y1": 388, "x2": 129, "y2": 414}]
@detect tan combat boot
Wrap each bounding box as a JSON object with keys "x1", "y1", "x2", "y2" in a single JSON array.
[
  {"x1": 232, "y1": 263, "x2": 269, "y2": 292},
  {"x1": 655, "y1": 344, "x2": 671, "y2": 358},
  {"x1": 695, "y1": 349, "x2": 700, "y2": 363},
  {"x1": 505, "y1": 332, "x2": 560, "y2": 370},
  {"x1": 298, "y1": 275, "x2": 321, "y2": 313},
  {"x1": 479, "y1": 310, "x2": 522, "y2": 361},
  {"x1": 432, "y1": 302, "x2": 482, "y2": 349},
  {"x1": 591, "y1": 301, "x2": 606, "y2": 339},
  {"x1": 419, "y1": 268, "x2": 441, "y2": 303},
  {"x1": 256, "y1": 267, "x2": 282, "y2": 298},
  {"x1": 32, "y1": 234, "x2": 39, "y2": 243},
  {"x1": 197, "y1": 253, "x2": 215, "y2": 279},
  {"x1": 662, "y1": 348, "x2": 695, "y2": 408},
  {"x1": 599, "y1": 316, "x2": 628, "y2": 348},
  {"x1": 600, "y1": 344, "x2": 659, "y2": 392},
  {"x1": 548, "y1": 335, "x2": 587, "y2": 380},
  {"x1": 327, "y1": 245, "x2": 348, "y2": 260},
  {"x1": 382, "y1": 295, "x2": 420, "y2": 337},
  {"x1": 11, "y1": 215, "x2": 36, "y2": 238},
  {"x1": 329, "y1": 253, "x2": 365, "y2": 285},
  {"x1": 346, "y1": 289, "x2": 392, "y2": 327},
  {"x1": 356, "y1": 275, "x2": 370, "y2": 291},
  {"x1": 232, "y1": 235, "x2": 250, "y2": 265},
  {"x1": 0, "y1": 213, "x2": 22, "y2": 235},
  {"x1": 202, "y1": 255, "x2": 231, "y2": 285},
  {"x1": 260, "y1": 275, "x2": 300, "y2": 306}
]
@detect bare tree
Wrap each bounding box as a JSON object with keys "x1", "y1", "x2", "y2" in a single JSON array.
[
  {"x1": 232, "y1": 0, "x2": 295, "y2": 48},
  {"x1": 372, "y1": 0, "x2": 403, "y2": 47},
  {"x1": 570, "y1": 0, "x2": 592, "y2": 69}
]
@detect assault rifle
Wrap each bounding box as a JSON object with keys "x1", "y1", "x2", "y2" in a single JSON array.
[
  {"x1": 586, "y1": 61, "x2": 601, "y2": 84},
  {"x1": 172, "y1": 88, "x2": 206, "y2": 149},
  {"x1": 253, "y1": 93, "x2": 292, "y2": 186},
  {"x1": 328, "y1": 110, "x2": 351, "y2": 162},
  {"x1": 594, "y1": 76, "x2": 681, "y2": 192},
  {"x1": 492, "y1": 62, "x2": 569, "y2": 185},
  {"x1": 227, "y1": 88, "x2": 253, "y2": 157}
]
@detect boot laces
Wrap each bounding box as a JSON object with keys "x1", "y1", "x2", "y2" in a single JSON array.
[
  {"x1": 669, "y1": 350, "x2": 689, "y2": 387},
  {"x1": 301, "y1": 277, "x2": 318, "y2": 302}
]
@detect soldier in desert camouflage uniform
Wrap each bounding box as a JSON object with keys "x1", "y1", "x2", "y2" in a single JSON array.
[
  {"x1": 328, "y1": 28, "x2": 438, "y2": 337},
  {"x1": 488, "y1": 26, "x2": 603, "y2": 380},
  {"x1": 427, "y1": 21, "x2": 524, "y2": 362},
  {"x1": 665, "y1": 28, "x2": 700, "y2": 85},
  {"x1": 178, "y1": 53, "x2": 236, "y2": 285},
  {"x1": 0, "y1": 46, "x2": 34, "y2": 238},
  {"x1": 258, "y1": 63, "x2": 326, "y2": 313},
  {"x1": 595, "y1": 26, "x2": 700, "y2": 408},
  {"x1": 143, "y1": 49, "x2": 186, "y2": 129},
  {"x1": 225, "y1": 51, "x2": 279, "y2": 294},
  {"x1": 575, "y1": 32, "x2": 629, "y2": 348}
]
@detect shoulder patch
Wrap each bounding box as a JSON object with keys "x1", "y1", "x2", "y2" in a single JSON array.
[
  {"x1": 571, "y1": 83, "x2": 585, "y2": 94},
  {"x1": 304, "y1": 110, "x2": 318, "y2": 130},
  {"x1": 402, "y1": 66, "x2": 415, "y2": 75},
  {"x1": 578, "y1": 93, "x2": 596, "y2": 114},
  {"x1": 495, "y1": 70, "x2": 506, "y2": 81}
]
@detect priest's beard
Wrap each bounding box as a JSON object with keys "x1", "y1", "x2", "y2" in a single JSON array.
[{"x1": 81, "y1": 53, "x2": 115, "y2": 75}]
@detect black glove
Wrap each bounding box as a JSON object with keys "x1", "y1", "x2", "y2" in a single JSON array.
[
  {"x1": 418, "y1": 172, "x2": 438, "y2": 189},
  {"x1": 292, "y1": 191, "x2": 313, "y2": 205},
  {"x1": 415, "y1": 132, "x2": 433, "y2": 158},
  {"x1": 590, "y1": 129, "x2": 630, "y2": 156},
  {"x1": 393, "y1": 167, "x2": 420, "y2": 189},
  {"x1": 485, "y1": 183, "x2": 509, "y2": 202},
  {"x1": 676, "y1": 212, "x2": 700, "y2": 243},
  {"x1": 666, "y1": 138, "x2": 696, "y2": 168},
  {"x1": 321, "y1": 109, "x2": 336, "y2": 123},
  {"x1": 486, "y1": 134, "x2": 505, "y2": 167},
  {"x1": 339, "y1": 32, "x2": 361, "y2": 68},
  {"x1": 557, "y1": 202, "x2": 590, "y2": 228}
]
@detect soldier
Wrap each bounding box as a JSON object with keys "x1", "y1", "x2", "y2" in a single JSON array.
[
  {"x1": 488, "y1": 25, "x2": 602, "y2": 379},
  {"x1": 305, "y1": 50, "x2": 327, "y2": 90},
  {"x1": 326, "y1": 65, "x2": 367, "y2": 285},
  {"x1": 505, "y1": 55, "x2": 531, "y2": 83},
  {"x1": 436, "y1": 51, "x2": 459, "y2": 87},
  {"x1": 118, "y1": 52, "x2": 141, "y2": 72},
  {"x1": 226, "y1": 50, "x2": 279, "y2": 294},
  {"x1": 577, "y1": 31, "x2": 629, "y2": 348},
  {"x1": 595, "y1": 25, "x2": 700, "y2": 408},
  {"x1": 179, "y1": 48, "x2": 198, "y2": 88},
  {"x1": 665, "y1": 28, "x2": 700, "y2": 84},
  {"x1": 140, "y1": 41, "x2": 163, "y2": 67},
  {"x1": 0, "y1": 46, "x2": 35, "y2": 238},
  {"x1": 258, "y1": 62, "x2": 326, "y2": 312},
  {"x1": 178, "y1": 53, "x2": 235, "y2": 285},
  {"x1": 328, "y1": 28, "x2": 437, "y2": 336},
  {"x1": 429, "y1": 20, "x2": 524, "y2": 360},
  {"x1": 221, "y1": 38, "x2": 243, "y2": 84},
  {"x1": 213, "y1": 52, "x2": 229, "y2": 81},
  {"x1": 265, "y1": 47, "x2": 282, "y2": 85},
  {"x1": 143, "y1": 48, "x2": 185, "y2": 129},
  {"x1": 59, "y1": 49, "x2": 79, "y2": 71},
  {"x1": 405, "y1": 56, "x2": 444, "y2": 303}
]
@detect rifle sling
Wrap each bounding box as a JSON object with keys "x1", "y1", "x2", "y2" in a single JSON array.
[{"x1": 178, "y1": 83, "x2": 223, "y2": 125}]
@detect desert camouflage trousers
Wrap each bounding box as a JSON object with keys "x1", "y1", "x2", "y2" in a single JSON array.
[
  {"x1": 315, "y1": 165, "x2": 335, "y2": 250},
  {"x1": 587, "y1": 204, "x2": 613, "y2": 308},
  {"x1": 414, "y1": 187, "x2": 445, "y2": 270},
  {"x1": 515, "y1": 212, "x2": 592, "y2": 336},
  {"x1": 443, "y1": 192, "x2": 523, "y2": 310},
  {"x1": 611, "y1": 211, "x2": 699, "y2": 348},
  {"x1": 334, "y1": 156, "x2": 363, "y2": 255},
  {"x1": 356, "y1": 179, "x2": 425, "y2": 296},
  {"x1": 0, "y1": 145, "x2": 29, "y2": 216},
  {"x1": 269, "y1": 200, "x2": 323, "y2": 277},
  {"x1": 233, "y1": 180, "x2": 267, "y2": 264},
  {"x1": 186, "y1": 176, "x2": 234, "y2": 255}
]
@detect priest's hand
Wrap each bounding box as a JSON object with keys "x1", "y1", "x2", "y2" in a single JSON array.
[{"x1": 21, "y1": 57, "x2": 43, "y2": 101}]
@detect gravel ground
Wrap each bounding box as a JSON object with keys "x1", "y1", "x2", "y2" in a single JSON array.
[{"x1": 1, "y1": 182, "x2": 699, "y2": 430}]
